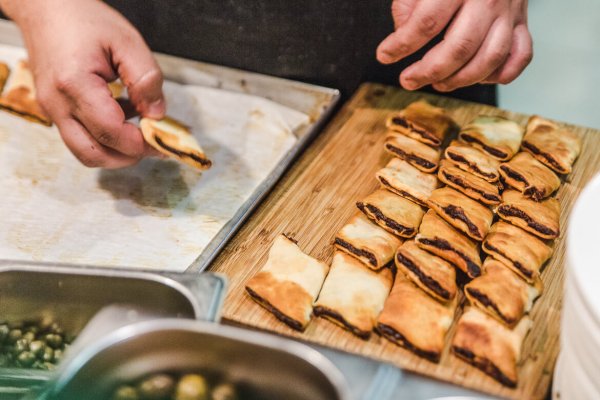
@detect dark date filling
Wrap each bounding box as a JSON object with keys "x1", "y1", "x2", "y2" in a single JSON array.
[
  {"x1": 154, "y1": 136, "x2": 212, "y2": 166},
  {"x1": 500, "y1": 166, "x2": 528, "y2": 186},
  {"x1": 357, "y1": 203, "x2": 415, "y2": 237},
  {"x1": 378, "y1": 323, "x2": 440, "y2": 362},
  {"x1": 522, "y1": 142, "x2": 565, "y2": 173},
  {"x1": 441, "y1": 205, "x2": 482, "y2": 239},
  {"x1": 334, "y1": 238, "x2": 377, "y2": 267},
  {"x1": 385, "y1": 144, "x2": 436, "y2": 170},
  {"x1": 465, "y1": 288, "x2": 514, "y2": 325},
  {"x1": 446, "y1": 152, "x2": 497, "y2": 180},
  {"x1": 497, "y1": 205, "x2": 557, "y2": 237},
  {"x1": 523, "y1": 187, "x2": 545, "y2": 201},
  {"x1": 313, "y1": 306, "x2": 370, "y2": 340},
  {"x1": 441, "y1": 171, "x2": 500, "y2": 203},
  {"x1": 452, "y1": 346, "x2": 516, "y2": 388},
  {"x1": 483, "y1": 243, "x2": 532, "y2": 279},
  {"x1": 460, "y1": 135, "x2": 508, "y2": 159},
  {"x1": 418, "y1": 238, "x2": 481, "y2": 277},
  {"x1": 378, "y1": 176, "x2": 426, "y2": 207},
  {"x1": 396, "y1": 252, "x2": 450, "y2": 300},
  {"x1": 245, "y1": 287, "x2": 304, "y2": 331},
  {"x1": 390, "y1": 117, "x2": 440, "y2": 145}
]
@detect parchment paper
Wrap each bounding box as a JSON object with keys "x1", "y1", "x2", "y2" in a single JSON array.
[{"x1": 0, "y1": 44, "x2": 308, "y2": 271}]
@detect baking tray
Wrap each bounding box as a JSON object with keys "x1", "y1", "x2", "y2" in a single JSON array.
[{"x1": 0, "y1": 20, "x2": 340, "y2": 272}]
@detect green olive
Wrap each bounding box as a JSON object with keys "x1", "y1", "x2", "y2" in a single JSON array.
[
  {"x1": 7, "y1": 329, "x2": 23, "y2": 343},
  {"x1": 137, "y1": 374, "x2": 175, "y2": 400},
  {"x1": 0, "y1": 324, "x2": 9, "y2": 342},
  {"x1": 22, "y1": 331, "x2": 36, "y2": 342},
  {"x1": 29, "y1": 340, "x2": 45, "y2": 357},
  {"x1": 16, "y1": 351, "x2": 36, "y2": 367},
  {"x1": 53, "y1": 348, "x2": 63, "y2": 363},
  {"x1": 174, "y1": 374, "x2": 209, "y2": 400},
  {"x1": 45, "y1": 333, "x2": 63, "y2": 349},
  {"x1": 113, "y1": 385, "x2": 140, "y2": 400},
  {"x1": 12, "y1": 338, "x2": 29, "y2": 355},
  {"x1": 211, "y1": 383, "x2": 238, "y2": 400},
  {"x1": 42, "y1": 347, "x2": 54, "y2": 362}
]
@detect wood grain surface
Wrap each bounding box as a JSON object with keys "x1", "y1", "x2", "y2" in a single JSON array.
[{"x1": 209, "y1": 83, "x2": 600, "y2": 399}]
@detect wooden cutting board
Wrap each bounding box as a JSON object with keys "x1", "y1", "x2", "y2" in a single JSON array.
[{"x1": 209, "y1": 83, "x2": 600, "y2": 399}]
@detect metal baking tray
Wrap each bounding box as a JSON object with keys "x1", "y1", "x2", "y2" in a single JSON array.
[
  {"x1": 0, "y1": 260, "x2": 227, "y2": 397},
  {"x1": 0, "y1": 20, "x2": 340, "y2": 273}
]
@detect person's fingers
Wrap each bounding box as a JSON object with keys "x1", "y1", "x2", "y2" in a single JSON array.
[
  {"x1": 482, "y1": 23, "x2": 533, "y2": 84},
  {"x1": 57, "y1": 118, "x2": 139, "y2": 169},
  {"x1": 376, "y1": 0, "x2": 461, "y2": 65},
  {"x1": 432, "y1": 18, "x2": 513, "y2": 92},
  {"x1": 111, "y1": 30, "x2": 165, "y2": 119},
  {"x1": 400, "y1": 1, "x2": 499, "y2": 90}
]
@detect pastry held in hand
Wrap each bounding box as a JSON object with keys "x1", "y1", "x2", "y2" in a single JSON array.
[
  {"x1": 497, "y1": 189, "x2": 560, "y2": 239},
  {"x1": 438, "y1": 160, "x2": 501, "y2": 206},
  {"x1": 499, "y1": 152, "x2": 560, "y2": 201},
  {"x1": 384, "y1": 133, "x2": 441, "y2": 173},
  {"x1": 377, "y1": 272, "x2": 457, "y2": 363},
  {"x1": 314, "y1": 252, "x2": 393, "y2": 340},
  {"x1": 395, "y1": 240, "x2": 457, "y2": 302},
  {"x1": 416, "y1": 209, "x2": 482, "y2": 278},
  {"x1": 452, "y1": 307, "x2": 532, "y2": 388},
  {"x1": 245, "y1": 234, "x2": 329, "y2": 331},
  {"x1": 0, "y1": 60, "x2": 51, "y2": 126},
  {"x1": 445, "y1": 140, "x2": 501, "y2": 182},
  {"x1": 465, "y1": 258, "x2": 543, "y2": 327},
  {"x1": 522, "y1": 115, "x2": 581, "y2": 174},
  {"x1": 357, "y1": 189, "x2": 425, "y2": 238},
  {"x1": 483, "y1": 221, "x2": 553, "y2": 283},
  {"x1": 385, "y1": 100, "x2": 457, "y2": 147},
  {"x1": 334, "y1": 213, "x2": 402, "y2": 270},
  {"x1": 459, "y1": 116, "x2": 524, "y2": 161},
  {"x1": 140, "y1": 116, "x2": 212, "y2": 170},
  {"x1": 376, "y1": 158, "x2": 438, "y2": 207},
  {"x1": 427, "y1": 187, "x2": 494, "y2": 241}
]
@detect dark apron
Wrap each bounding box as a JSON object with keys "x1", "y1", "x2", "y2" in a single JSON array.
[{"x1": 107, "y1": 0, "x2": 496, "y2": 105}]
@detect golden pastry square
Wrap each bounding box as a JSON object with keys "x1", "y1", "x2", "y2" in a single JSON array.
[
  {"x1": 499, "y1": 152, "x2": 560, "y2": 201},
  {"x1": 376, "y1": 158, "x2": 439, "y2": 207},
  {"x1": 438, "y1": 160, "x2": 501, "y2": 206},
  {"x1": 385, "y1": 100, "x2": 457, "y2": 147},
  {"x1": 357, "y1": 189, "x2": 425, "y2": 238},
  {"x1": 459, "y1": 116, "x2": 524, "y2": 161},
  {"x1": 497, "y1": 189, "x2": 560, "y2": 239},
  {"x1": 427, "y1": 187, "x2": 494, "y2": 241},
  {"x1": 384, "y1": 133, "x2": 441, "y2": 173},
  {"x1": 444, "y1": 140, "x2": 501, "y2": 182},
  {"x1": 482, "y1": 221, "x2": 553, "y2": 283},
  {"x1": 245, "y1": 234, "x2": 329, "y2": 331},
  {"x1": 334, "y1": 213, "x2": 402, "y2": 270},
  {"x1": 314, "y1": 252, "x2": 394, "y2": 340}
]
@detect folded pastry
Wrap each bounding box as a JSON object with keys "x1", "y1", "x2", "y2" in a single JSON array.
[
  {"x1": 395, "y1": 240, "x2": 457, "y2": 302},
  {"x1": 0, "y1": 62, "x2": 9, "y2": 94},
  {"x1": 314, "y1": 252, "x2": 394, "y2": 339},
  {"x1": 384, "y1": 133, "x2": 441, "y2": 173},
  {"x1": 499, "y1": 152, "x2": 560, "y2": 201},
  {"x1": 452, "y1": 307, "x2": 532, "y2": 387},
  {"x1": 465, "y1": 258, "x2": 543, "y2": 327},
  {"x1": 522, "y1": 115, "x2": 582, "y2": 174},
  {"x1": 482, "y1": 221, "x2": 553, "y2": 283},
  {"x1": 245, "y1": 235, "x2": 329, "y2": 331},
  {"x1": 385, "y1": 100, "x2": 457, "y2": 147},
  {"x1": 445, "y1": 140, "x2": 501, "y2": 182},
  {"x1": 427, "y1": 187, "x2": 494, "y2": 241},
  {"x1": 377, "y1": 272, "x2": 457, "y2": 362},
  {"x1": 375, "y1": 158, "x2": 439, "y2": 207},
  {"x1": 497, "y1": 189, "x2": 560, "y2": 239},
  {"x1": 334, "y1": 213, "x2": 402, "y2": 270},
  {"x1": 438, "y1": 160, "x2": 501, "y2": 206},
  {"x1": 140, "y1": 117, "x2": 212, "y2": 170},
  {"x1": 459, "y1": 116, "x2": 524, "y2": 161},
  {"x1": 416, "y1": 210, "x2": 482, "y2": 278},
  {"x1": 357, "y1": 189, "x2": 425, "y2": 238},
  {"x1": 0, "y1": 60, "x2": 51, "y2": 126}
]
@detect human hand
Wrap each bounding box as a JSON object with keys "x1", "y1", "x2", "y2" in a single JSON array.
[
  {"x1": 376, "y1": 0, "x2": 532, "y2": 92},
  {"x1": 1, "y1": 0, "x2": 165, "y2": 168}
]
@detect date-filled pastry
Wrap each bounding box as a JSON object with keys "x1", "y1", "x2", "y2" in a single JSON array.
[
  {"x1": 395, "y1": 240, "x2": 457, "y2": 303},
  {"x1": 497, "y1": 189, "x2": 560, "y2": 239},
  {"x1": 384, "y1": 133, "x2": 441, "y2": 173},
  {"x1": 376, "y1": 158, "x2": 439, "y2": 207},
  {"x1": 438, "y1": 160, "x2": 502, "y2": 206},
  {"x1": 498, "y1": 152, "x2": 560, "y2": 201},
  {"x1": 452, "y1": 307, "x2": 532, "y2": 388},
  {"x1": 245, "y1": 234, "x2": 329, "y2": 331},
  {"x1": 482, "y1": 221, "x2": 553, "y2": 283},
  {"x1": 385, "y1": 100, "x2": 457, "y2": 147},
  {"x1": 314, "y1": 252, "x2": 394, "y2": 340},
  {"x1": 334, "y1": 213, "x2": 402, "y2": 270},
  {"x1": 465, "y1": 258, "x2": 543, "y2": 327},
  {"x1": 445, "y1": 140, "x2": 501, "y2": 182},
  {"x1": 521, "y1": 115, "x2": 581, "y2": 174},
  {"x1": 357, "y1": 189, "x2": 425, "y2": 238},
  {"x1": 427, "y1": 187, "x2": 494, "y2": 241},
  {"x1": 416, "y1": 210, "x2": 482, "y2": 278},
  {"x1": 459, "y1": 116, "x2": 524, "y2": 161}
]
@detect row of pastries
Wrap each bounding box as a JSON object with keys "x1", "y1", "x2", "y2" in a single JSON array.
[{"x1": 245, "y1": 99, "x2": 581, "y2": 388}]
